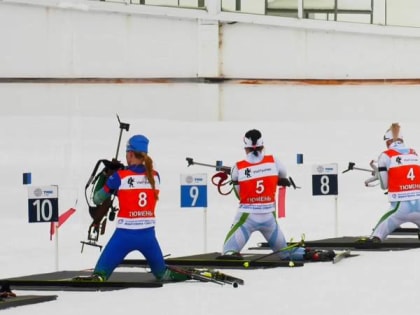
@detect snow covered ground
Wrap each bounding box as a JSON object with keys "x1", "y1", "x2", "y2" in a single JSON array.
[{"x1": 2, "y1": 114, "x2": 420, "y2": 315}]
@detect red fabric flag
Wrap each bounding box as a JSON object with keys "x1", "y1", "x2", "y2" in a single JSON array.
[
  {"x1": 277, "y1": 187, "x2": 286, "y2": 218},
  {"x1": 50, "y1": 208, "x2": 76, "y2": 240}
]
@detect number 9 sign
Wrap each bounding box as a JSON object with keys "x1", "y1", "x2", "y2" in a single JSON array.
[
  {"x1": 312, "y1": 164, "x2": 338, "y2": 196},
  {"x1": 180, "y1": 174, "x2": 207, "y2": 208}
]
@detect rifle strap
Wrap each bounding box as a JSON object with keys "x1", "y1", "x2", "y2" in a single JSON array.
[{"x1": 211, "y1": 172, "x2": 233, "y2": 195}]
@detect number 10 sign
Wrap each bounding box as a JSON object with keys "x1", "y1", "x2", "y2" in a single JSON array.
[
  {"x1": 180, "y1": 174, "x2": 207, "y2": 208},
  {"x1": 27, "y1": 185, "x2": 59, "y2": 223}
]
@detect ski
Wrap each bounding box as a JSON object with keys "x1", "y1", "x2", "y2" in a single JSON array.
[
  {"x1": 332, "y1": 250, "x2": 357, "y2": 264},
  {"x1": 1, "y1": 279, "x2": 162, "y2": 290},
  {"x1": 121, "y1": 252, "x2": 304, "y2": 268},
  {"x1": 251, "y1": 236, "x2": 420, "y2": 251},
  {"x1": 167, "y1": 266, "x2": 244, "y2": 288},
  {"x1": 0, "y1": 294, "x2": 58, "y2": 310},
  {"x1": 1, "y1": 270, "x2": 163, "y2": 291}
]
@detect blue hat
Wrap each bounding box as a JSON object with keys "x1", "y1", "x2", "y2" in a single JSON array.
[{"x1": 126, "y1": 135, "x2": 149, "y2": 153}]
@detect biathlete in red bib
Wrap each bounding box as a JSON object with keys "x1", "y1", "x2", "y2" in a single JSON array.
[
  {"x1": 362, "y1": 123, "x2": 420, "y2": 244},
  {"x1": 90, "y1": 134, "x2": 188, "y2": 282},
  {"x1": 221, "y1": 129, "x2": 335, "y2": 262}
]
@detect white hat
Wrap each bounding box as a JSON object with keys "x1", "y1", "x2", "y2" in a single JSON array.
[
  {"x1": 383, "y1": 123, "x2": 403, "y2": 142},
  {"x1": 243, "y1": 129, "x2": 264, "y2": 148}
]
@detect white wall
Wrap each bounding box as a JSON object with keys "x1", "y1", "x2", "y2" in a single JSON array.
[
  {"x1": 1, "y1": 82, "x2": 420, "y2": 122},
  {"x1": 0, "y1": 4, "x2": 199, "y2": 77},
  {"x1": 2, "y1": 0, "x2": 420, "y2": 79},
  {"x1": 1, "y1": 1, "x2": 419, "y2": 135}
]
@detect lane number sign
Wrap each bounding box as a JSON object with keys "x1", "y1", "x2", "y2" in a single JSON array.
[
  {"x1": 312, "y1": 164, "x2": 338, "y2": 196},
  {"x1": 27, "y1": 185, "x2": 59, "y2": 223},
  {"x1": 180, "y1": 174, "x2": 207, "y2": 208}
]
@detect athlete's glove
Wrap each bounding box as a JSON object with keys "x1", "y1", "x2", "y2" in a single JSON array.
[
  {"x1": 102, "y1": 159, "x2": 124, "y2": 177},
  {"x1": 364, "y1": 160, "x2": 379, "y2": 187},
  {"x1": 104, "y1": 159, "x2": 124, "y2": 170},
  {"x1": 278, "y1": 177, "x2": 291, "y2": 187}
]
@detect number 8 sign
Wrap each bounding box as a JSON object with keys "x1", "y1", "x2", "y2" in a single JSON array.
[
  {"x1": 312, "y1": 164, "x2": 338, "y2": 196},
  {"x1": 180, "y1": 174, "x2": 207, "y2": 208},
  {"x1": 27, "y1": 185, "x2": 59, "y2": 223}
]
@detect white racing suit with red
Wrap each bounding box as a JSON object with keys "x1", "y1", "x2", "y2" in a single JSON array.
[{"x1": 371, "y1": 141, "x2": 420, "y2": 240}]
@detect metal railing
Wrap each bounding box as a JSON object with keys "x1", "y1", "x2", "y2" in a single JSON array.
[
  {"x1": 92, "y1": 0, "x2": 420, "y2": 28},
  {"x1": 265, "y1": 0, "x2": 374, "y2": 24}
]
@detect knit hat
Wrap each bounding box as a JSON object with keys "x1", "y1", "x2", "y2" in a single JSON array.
[
  {"x1": 243, "y1": 129, "x2": 263, "y2": 148},
  {"x1": 126, "y1": 135, "x2": 149, "y2": 153},
  {"x1": 383, "y1": 123, "x2": 403, "y2": 142}
]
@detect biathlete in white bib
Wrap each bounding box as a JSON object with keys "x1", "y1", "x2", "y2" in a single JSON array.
[
  {"x1": 221, "y1": 129, "x2": 335, "y2": 261},
  {"x1": 362, "y1": 123, "x2": 420, "y2": 244}
]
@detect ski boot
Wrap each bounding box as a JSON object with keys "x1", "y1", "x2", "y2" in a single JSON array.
[
  {"x1": 304, "y1": 248, "x2": 336, "y2": 261},
  {"x1": 0, "y1": 283, "x2": 16, "y2": 298},
  {"x1": 355, "y1": 236, "x2": 381, "y2": 249},
  {"x1": 160, "y1": 267, "x2": 191, "y2": 282}
]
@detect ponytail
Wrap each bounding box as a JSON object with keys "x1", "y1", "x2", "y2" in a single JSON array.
[
  {"x1": 390, "y1": 123, "x2": 400, "y2": 141},
  {"x1": 134, "y1": 152, "x2": 159, "y2": 200}
]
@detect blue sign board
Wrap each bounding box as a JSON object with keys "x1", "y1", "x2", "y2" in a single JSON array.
[{"x1": 180, "y1": 174, "x2": 207, "y2": 208}]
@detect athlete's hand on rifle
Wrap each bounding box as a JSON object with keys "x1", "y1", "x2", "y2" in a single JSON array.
[
  {"x1": 102, "y1": 159, "x2": 124, "y2": 176},
  {"x1": 105, "y1": 158, "x2": 124, "y2": 170},
  {"x1": 278, "y1": 177, "x2": 291, "y2": 187},
  {"x1": 364, "y1": 160, "x2": 379, "y2": 187}
]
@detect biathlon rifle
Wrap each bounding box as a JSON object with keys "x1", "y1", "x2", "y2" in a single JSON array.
[
  {"x1": 186, "y1": 157, "x2": 301, "y2": 195},
  {"x1": 342, "y1": 161, "x2": 379, "y2": 187},
  {"x1": 81, "y1": 114, "x2": 130, "y2": 252}
]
